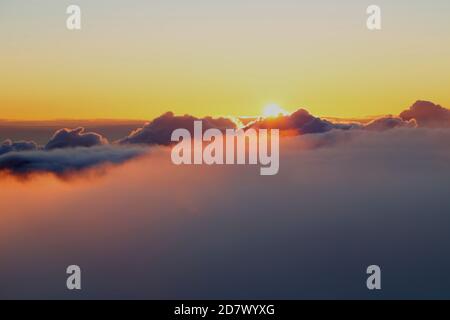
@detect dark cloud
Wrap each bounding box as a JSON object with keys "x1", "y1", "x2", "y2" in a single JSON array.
[
  {"x1": 119, "y1": 112, "x2": 236, "y2": 145},
  {"x1": 246, "y1": 108, "x2": 356, "y2": 135},
  {"x1": 45, "y1": 127, "x2": 108, "y2": 150},
  {"x1": 0, "y1": 146, "x2": 147, "y2": 176},
  {"x1": 400, "y1": 100, "x2": 450, "y2": 128},
  {"x1": 0, "y1": 139, "x2": 38, "y2": 156},
  {"x1": 364, "y1": 116, "x2": 417, "y2": 131}
]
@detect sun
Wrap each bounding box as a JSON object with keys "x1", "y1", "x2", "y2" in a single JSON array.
[{"x1": 262, "y1": 104, "x2": 289, "y2": 118}]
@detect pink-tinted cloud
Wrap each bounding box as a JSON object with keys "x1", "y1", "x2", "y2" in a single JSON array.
[
  {"x1": 364, "y1": 116, "x2": 417, "y2": 131},
  {"x1": 2, "y1": 128, "x2": 450, "y2": 299},
  {"x1": 400, "y1": 100, "x2": 450, "y2": 128},
  {"x1": 246, "y1": 108, "x2": 357, "y2": 135}
]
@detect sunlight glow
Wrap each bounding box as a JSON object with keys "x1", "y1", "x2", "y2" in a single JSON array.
[{"x1": 262, "y1": 104, "x2": 289, "y2": 118}]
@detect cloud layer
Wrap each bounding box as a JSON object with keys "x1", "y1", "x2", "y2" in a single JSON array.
[
  {"x1": 2, "y1": 100, "x2": 450, "y2": 299},
  {"x1": 0, "y1": 100, "x2": 449, "y2": 176},
  {"x1": 2, "y1": 128, "x2": 450, "y2": 299}
]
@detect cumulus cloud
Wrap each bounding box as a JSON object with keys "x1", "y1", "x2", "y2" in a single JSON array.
[
  {"x1": 364, "y1": 116, "x2": 417, "y2": 131},
  {"x1": 0, "y1": 145, "x2": 147, "y2": 176},
  {"x1": 1, "y1": 101, "x2": 448, "y2": 176},
  {"x1": 0, "y1": 139, "x2": 38, "y2": 156},
  {"x1": 45, "y1": 127, "x2": 108, "y2": 150},
  {"x1": 400, "y1": 100, "x2": 450, "y2": 128},
  {"x1": 119, "y1": 112, "x2": 236, "y2": 145},
  {"x1": 246, "y1": 108, "x2": 357, "y2": 136}
]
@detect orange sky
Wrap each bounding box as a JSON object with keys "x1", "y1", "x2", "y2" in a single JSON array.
[{"x1": 1, "y1": 0, "x2": 449, "y2": 120}]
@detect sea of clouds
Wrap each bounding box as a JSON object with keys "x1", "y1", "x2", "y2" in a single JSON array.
[{"x1": 1, "y1": 101, "x2": 450, "y2": 298}]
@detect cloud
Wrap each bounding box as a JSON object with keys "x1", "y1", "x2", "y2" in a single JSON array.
[
  {"x1": 45, "y1": 127, "x2": 108, "y2": 150},
  {"x1": 0, "y1": 145, "x2": 147, "y2": 176},
  {"x1": 283, "y1": 128, "x2": 361, "y2": 150},
  {"x1": 0, "y1": 120, "x2": 146, "y2": 145},
  {"x1": 400, "y1": 100, "x2": 450, "y2": 128},
  {"x1": 2, "y1": 128, "x2": 450, "y2": 299},
  {"x1": 363, "y1": 116, "x2": 417, "y2": 131},
  {"x1": 1, "y1": 101, "x2": 447, "y2": 177},
  {"x1": 119, "y1": 112, "x2": 236, "y2": 145},
  {"x1": 246, "y1": 108, "x2": 357, "y2": 135},
  {"x1": 0, "y1": 139, "x2": 38, "y2": 156}
]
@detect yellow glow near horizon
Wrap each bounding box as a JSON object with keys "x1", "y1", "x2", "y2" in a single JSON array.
[
  {"x1": 1, "y1": 1, "x2": 450, "y2": 121},
  {"x1": 262, "y1": 104, "x2": 289, "y2": 118}
]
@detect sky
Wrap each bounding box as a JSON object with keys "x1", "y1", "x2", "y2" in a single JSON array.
[{"x1": 1, "y1": 0, "x2": 449, "y2": 120}]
